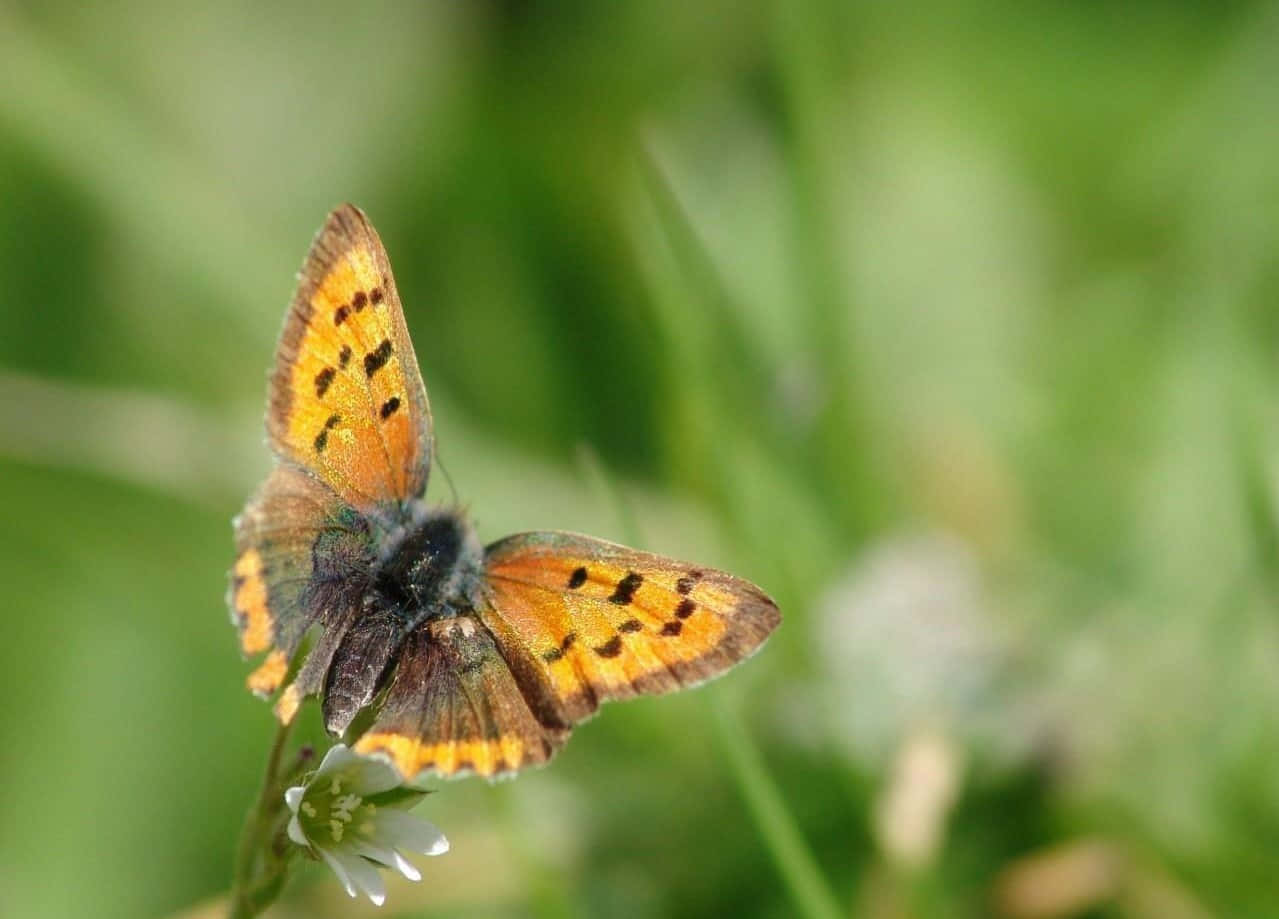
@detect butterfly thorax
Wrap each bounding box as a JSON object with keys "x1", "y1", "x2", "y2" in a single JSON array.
[{"x1": 367, "y1": 501, "x2": 484, "y2": 624}]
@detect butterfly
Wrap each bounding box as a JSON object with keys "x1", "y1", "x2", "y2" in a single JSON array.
[{"x1": 229, "y1": 205, "x2": 781, "y2": 780}]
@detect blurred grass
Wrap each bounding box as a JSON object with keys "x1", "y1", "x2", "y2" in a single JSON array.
[{"x1": 2, "y1": 1, "x2": 1279, "y2": 917}]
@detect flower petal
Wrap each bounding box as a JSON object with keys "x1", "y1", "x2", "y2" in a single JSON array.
[
  {"x1": 317, "y1": 847, "x2": 357, "y2": 899},
  {"x1": 371, "y1": 809, "x2": 449, "y2": 856},
  {"x1": 284, "y1": 785, "x2": 305, "y2": 812},
  {"x1": 391, "y1": 850, "x2": 422, "y2": 882},
  {"x1": 343, "y1": 757, "x2": 402, "y2": 796},
  {"x1": 312, "y1": 743, "x2": 402, "y2": 796},
  {"x1": 329, "y1": 848, "x2": 386, "y2": 906},
  {"x1": 314, "y1": 744, "x2": 361, "y2": 778},
  {"x1": 350, "y1": 838, "x2": 398, "y2": 870},
  {"x1": 351, "y1": 839, "x2": 423, "y2": 882},
  {"x1": 287, "y1": 814, "x2": 309, "y2": 847}
]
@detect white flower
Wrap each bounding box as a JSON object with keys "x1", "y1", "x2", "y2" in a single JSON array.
[
  {"x1": 284, "y1": 744, "x2": 449, "y2": 905},
  {"x1": 816, "y1": 531, "x2": 1006, "y2": 764}
]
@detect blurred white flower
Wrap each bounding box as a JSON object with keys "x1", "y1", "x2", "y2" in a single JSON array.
[
  {"x1": 285, "y1": 744, "x2": 449, "y2": 906},
  {"x1": 815, "y1": 531, "x2": 1007, "y2": 765}
]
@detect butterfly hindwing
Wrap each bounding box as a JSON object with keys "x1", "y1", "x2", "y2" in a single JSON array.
[
  {"x1": 230, "y1": 463, "x2": 372, "y2": 700},
  {"x1": 354, "y1": 616, "x2": 564, "y2": 779},
  {"x1": 477, "y1": 531, "x2": 781, "y2": 726},
  {"x1": 267, "y1": 204, "x2": 432, "y2": 511}
]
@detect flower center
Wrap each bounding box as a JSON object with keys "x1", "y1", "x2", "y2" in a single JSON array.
[{"x1": 300, "y1": 776, "x2": 374, "y2": 844}]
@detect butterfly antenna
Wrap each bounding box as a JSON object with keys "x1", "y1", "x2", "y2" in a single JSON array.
[{"x1": 434, "y1": 442, "x2": 460, "y2": 507}]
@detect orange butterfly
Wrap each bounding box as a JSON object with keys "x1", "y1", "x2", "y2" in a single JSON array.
[{"x1": 229, "y1": 205, "x2": 780, "y2": 780}]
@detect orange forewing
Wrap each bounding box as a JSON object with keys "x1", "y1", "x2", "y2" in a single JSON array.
[
  {"x1": 267, "y1": 205, "x2": 432, "y2": 511},
  {"x1": 478, "y1": 532, "x2": 781, "y2": 727},
  {"x1": 351, "y1": 532, "x2": 780, "y2": 781}
]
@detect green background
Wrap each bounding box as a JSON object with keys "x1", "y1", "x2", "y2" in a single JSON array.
[{"x1": 2, "y1": 2, "x2": 1278, "y2": 917}]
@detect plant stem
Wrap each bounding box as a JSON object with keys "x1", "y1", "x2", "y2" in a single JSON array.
[
  {"x1": 712, "y1": 699, "x2": 845, "y2": 919},
  {"x1": 229, "y1": 719, "x2": 296, "y2": 919},
  {"x1": 582, "y1": 445, "x2": 843, "y2": 918}
]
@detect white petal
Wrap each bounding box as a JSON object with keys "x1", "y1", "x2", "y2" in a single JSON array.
[
  {"x1": 287, "y1": 815, "x2": 309, "y2": 847},
  {"x1": 350, "y1": 838, "x2": 399, "y2": 869},
  {"x1": 317, "y1": 847, "x2": 357, "y2": 898},
  {"x1": 312, "y1": 743, "x2": 402, "y2": 795},
  {"x1": 315, "y1": 744, "x2": 360, "y2": 778},
  {"x1": 391, "y1": 851, "x2": 422, "y2": 882},
  {"x1": 330, "y1": 848, "x2": 386, "y2": 906},
  {"x1": 349, "y1": 836, "x2": 423, "y2": 882},
  {"x1": 344, "y1": 757, "x2": 402, "y2": 796},
  {"x1": 284, "y1": 786, "x2": 305, "y2": 812},
  {"x1": 371, "y1": 809, "x2": 449, "y2": 856}
]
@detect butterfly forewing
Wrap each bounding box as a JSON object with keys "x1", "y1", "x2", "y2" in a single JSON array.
[
  {"x1": 353, "y1": 531, "x2": 781, "y2": 783},
  {"x1": 478, "y1": 531, "x2": 781, "y2": 727},
  {"x1": 267, "y1": 204, "x2": 432, "y2": 511}
]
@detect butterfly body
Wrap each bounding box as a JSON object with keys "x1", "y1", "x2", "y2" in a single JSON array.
[
  {"x1": 231, "y1": 205, "x2": 780, "y2": 781},
  {"x1": 317, "y1": 501, "x2": 486, "y2": 735},
  {"x1": 365, "y1": 502, "x2": 484, "y2": 631}
]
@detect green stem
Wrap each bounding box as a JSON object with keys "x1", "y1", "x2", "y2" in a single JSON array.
[
  {"x1": 711, "y1": 700, "x2": 845, "y2": 919},
  {"x1": 229, "y1": 719, "x2": 297, "y2": 919},
  {"x1": 581, "y1": 447, "x2": 844, "y2": 919}
]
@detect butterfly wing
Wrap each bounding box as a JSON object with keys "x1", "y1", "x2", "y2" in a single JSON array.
[
  {"x1": 234, "y1": 204, "x2": 435, "y2": 717},
  {"x1": 479, "y1": 531, "x2": 780, "y2": 726},
  {"x1": 354, "y1": 616, "x2": 565, "y2": 779},
  {"x1": 232, "y1": 462, "x2": 422, "y2": 731},
  {"x1": 230, "y1": 463, "x2": 372, "y2": 701},
  {"x1": 267, "y1": 204, "x2": 432, "y2": 511},
  {"x1": 350, "y1": 534, "x2": 778, "y2": 783}
]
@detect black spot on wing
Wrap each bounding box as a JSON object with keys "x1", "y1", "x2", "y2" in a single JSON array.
[
  {"x1": 567, "y1": 566, "x2": 588, "y2": 589},
  {"x1": 379, "y1": 396, "x2": 401, "y2": 420},
  {"x1": 314, "y1": 412, "x2": 342, "y2": 451},
  {"x1": 364, "y1": 339, "x2": 393, "y2": 377},
  {"x1": 352, "y1": 291, "x2": 368, "y2": 311},
  {"x1": 609, "y1": 572, "x2": 643, "y2": 605},
  {"x1": 338, "y1": 345, "x2": 352, "y2": 369},
  {"x1": 334, "y1": 304, "x2": 350, "y2": 326},
  {"x1": 675, "y1": 598, "x2": 696, "y2": 619},
  {"x1": 661, "y1": 620, "x2": 683, "y2": 636},
  {"x1": 619, "y1": 618, "x2": 643, "y2": 633},
  {"x1": 676, "y1": 572, "x2": 702, "y2": 595},
  {"x1": 315, "y1": 367, "x2": 336, "y2": 398},
  {"x1": 542, "y1": 631, "x2": 576, "y2": 663},
  {"x1": 594, "y1": 635, "x2": 623, "y2": 658}
]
